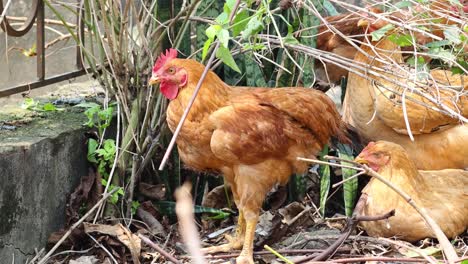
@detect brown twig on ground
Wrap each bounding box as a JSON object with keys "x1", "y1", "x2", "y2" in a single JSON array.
[
  {"x1": 36, "y1": 188, "x2": 118, "y2": 264},
  {"x1": 295, "y1": 196, "x2": 395, "y2": 264},
  {"x1": 138, "y1": 234, "x2": 181, "y2": 264},
  {"x1": 175, "y1": 182, "x2": 206, "y2": 264},
  {"x1": 380, "y1": 237, "x2": 438, "y2": 264},
  {"x1": 201, "y1": 248, "x2": 350, "y2": 259},
  {"x1": 305, "y1": 256, "x2": 443, "y2": 263}
]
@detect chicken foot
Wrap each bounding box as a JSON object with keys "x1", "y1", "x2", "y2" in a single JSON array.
[{"x1": 202, "y1": 211, "x2": 246, "y2": 254}]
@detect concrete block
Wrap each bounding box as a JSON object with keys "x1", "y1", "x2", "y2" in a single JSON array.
[{"x1": 0, "y1": 110, "x2": 89, "y2": 263}]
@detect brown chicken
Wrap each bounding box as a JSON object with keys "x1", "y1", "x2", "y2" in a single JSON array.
[
  {"x1": 355, "y1": 141, "x2": 468, "y2": 241},
  {"x1": 342, "y1": 18, "x2": 468, "y2": 170},
  {"x1": 149, "y1": 49, "x2": 352, "y2": 264},
  {"x1": 316, "y1": 1, "x2": 468, "y2": 85},
  {"x1": 315, "y1": 10, "x2": 377, "y2": 84}
]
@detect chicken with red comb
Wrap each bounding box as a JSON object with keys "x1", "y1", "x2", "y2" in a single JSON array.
[{"x1": 149, "y1": 48, "x2": 355, "y2": 264}]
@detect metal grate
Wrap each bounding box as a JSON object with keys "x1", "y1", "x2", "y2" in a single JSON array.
[{"x1": 0, "y1": 0, "x2": 87, "y2": 97}]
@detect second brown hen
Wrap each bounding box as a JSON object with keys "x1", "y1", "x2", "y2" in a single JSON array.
[{"x1": 355, "y1": 141, "x2": 468, "y2": 241}]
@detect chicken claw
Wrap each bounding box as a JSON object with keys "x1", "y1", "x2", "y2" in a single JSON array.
[{"x1": 201, "y1": 234, "x2": 243, "y2": 254}]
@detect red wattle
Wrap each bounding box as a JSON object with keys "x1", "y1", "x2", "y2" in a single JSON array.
[{"x1": 160, "y1": 82, "x2": 179, "y2": 100}]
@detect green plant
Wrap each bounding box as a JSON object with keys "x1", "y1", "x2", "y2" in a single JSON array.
[
  {"x1": 22, "y1": 98, "x2": 58, "y2": 112},
  {"x1": 78, "y1": 102, "x2": 114, "y2": 137}
]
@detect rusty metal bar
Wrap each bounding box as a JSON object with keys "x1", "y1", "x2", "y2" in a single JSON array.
[
  {"x1": 0, "y1": 0, "x2": 40, "y2": 37},
  {"x1": 0, "y1": 68, "x2": 89, "y2": 98},
  {"x1": 76, "y1": 1, "x2": 84, "y2": 70},
  {"x1": 36, "y1": 0, "x2": 45, "y2": 80},
  {"x1": 0, "y1": 0, "x2": 96, "y2": 98}
]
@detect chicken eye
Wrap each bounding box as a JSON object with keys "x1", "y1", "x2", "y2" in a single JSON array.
[{"x1": 168, "y1": 67, "x2": 176, "y2": 74}]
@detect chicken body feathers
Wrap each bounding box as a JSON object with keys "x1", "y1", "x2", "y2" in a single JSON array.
[{"x1": 343, "y1": 38, "x2": 468, "y2": 169}]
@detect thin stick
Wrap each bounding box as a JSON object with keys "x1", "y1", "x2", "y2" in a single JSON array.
[
  {"x1": 175, "y1": 183, "x2": 206, "y2": 264},
  {"x1": 332, "y1": 171, "x2": 366, "y2": 188},
  {"x1": 297, "y1": 157, "x2": 364, "y2": 171},
  {"x1": 380, "y1": 237, "x2": 437, "y2": 264},
  {"x1": 305, "y1": 256, "x2": 442, "y2": 263},
  {"x1": 36, "y1": 188, "x2": 118, "y2": 264},
  {"x1": 138, "y1": 234, "x2": 182, "y2": 264},
  {"x1": 264, "y1": 245, "x2": 294, "y2": 264},
  {"x1": 324, "y1": 155, "x2": 363, "y2": 166},
  {"x1": 159, "y1": 0, "x2": 242, "y2": 170}
]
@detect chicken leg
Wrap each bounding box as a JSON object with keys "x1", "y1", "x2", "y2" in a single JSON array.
[
  {"x1": 235, "y1": 210, "x2": 259, "y2": 264},
  {"x1": 201, "y1": 211, "x2": 246, "y2": 253}
]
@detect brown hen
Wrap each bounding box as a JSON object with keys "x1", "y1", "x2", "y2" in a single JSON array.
[
  {"x1": 355, "y1": 141, "x2": 468, "y2": 241},
  {"x1": 149, "y1": 49, "x2": 352, "y2": 264},
  {"x1": 342, "y1": 18, "x2": 468, "y2": 170}
]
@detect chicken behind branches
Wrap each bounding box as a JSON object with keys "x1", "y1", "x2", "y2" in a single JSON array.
[
  {"x1": 149, "y1": 49, "x2": 354, "y2": 264},
  {"x1": 342, "y1": 19, "x2": 468, "y2": 170},
  {"x1": 355, "y1": 141, "x2": 468, "y2": 241}
]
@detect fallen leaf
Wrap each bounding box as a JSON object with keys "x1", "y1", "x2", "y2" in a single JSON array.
[{"x1": 84, "y1": 223, "x2": 141, "y2": 264}]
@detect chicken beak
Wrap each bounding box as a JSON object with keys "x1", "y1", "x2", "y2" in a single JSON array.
[
  {"x1": 149, "y1": 75, "x2": 160, "y2": 85},
  {"x1": 357, "y1": 19, "x2": 369, "y2": 28},
  {"x1": 354, "y1": 156, "x2": 368, "y2": 165}
]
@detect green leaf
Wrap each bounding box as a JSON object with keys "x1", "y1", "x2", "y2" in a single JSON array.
[
  {"x1": 337, "y1": 144, "x2": 358, "y2": 217},
  {"x1": 444, "y1": 25, "x2": 462, "y2": 45},
  {"x1": 156, "y1": 201, "x2": 231, "y2": 219},
  {"x1": 131, "y1": 201, "x2": 140, "y2": 215},
  {"x1": 407, "y1": 56, "x2": 429, "y2": 79},
  {"x1": 75, "y1": 102, "x2": 100, "y2": 108},
  {"x1": 284, "y1": 25, "x2": 300, "y2": 44},
  {"x1": 224, "y1": 0, "x2": 236, "y2": 13},
  {"x1": 42, "y1": 103, "x2": 57, "y2": 111},
  {"x1": 319, "y1": 145, "x2": 330, "y2": 217},
  {"x1": 388, "y1": 34, "x2": 414, "y2": 47},
  {"x1": 215, "y1": 12, "x2": 229, "y2": 25},
  {"x1": 216, "y1": 46, "x2": 241, "y2": 73},
  {"x1": 206, "y1": 24, "x2": 221, "y2": 41},
  {"x1": 202, "y1": 39, "x2": 213, "y2": 60},
  {"x1": 428, "y1": 47, "x2": 456, "y2": 64},
  {"x1": 232, "y1": 10, "x2": 249, "y2": 37},
  {"x1": 322, "y1": 0, "x2": 339, "y2": 15},
  {"x1": 393, "y1": 0, "x2": 414, "y2": 8},
  {"x1": 22, "y1": 98, "x2": 37, "y2": 110},
  {"x1": 371, "y1": 24, "x2": 395, "y2": 41},
  {"x1": 451, "y1": 61, "x2": 468, "y2": 75},
  {"x1": 424, "y1": 40, "x2": 451, "y2": 48},
  {"x1": 87, "y1": 138, "x2": 98, "y2": 163},
  {"x1": 243, "y1": 16, "x2": 263, "y2": 40},
  {"x1": 217, "y1": 28, "x2": 230, "y2": 48},
  {"x1": 400, "y1": 246, "x2": 441, "y2": 258}
]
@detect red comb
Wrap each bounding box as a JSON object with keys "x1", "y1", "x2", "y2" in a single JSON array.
[
  {"x1": 153, "y1": 48, "x2": 178, "y2": 73},
  {"x1": 361, "y1": 141, "x2": 376, "y2": 153}
]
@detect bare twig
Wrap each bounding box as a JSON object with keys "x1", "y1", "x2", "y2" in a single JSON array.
[
  {"x1": 380, "y1": 237, "x2": 438, "y2": 264},
  {"x1": 174, "y1": 183, "x2": 206, "y2": 264},
  {"x1": 138, "y1": 234, "x2": 182, "y2": 264},
  {"x1": 297, "y1": 157, "x2": 364, "y2": 171},
  {"x1": 36, "y1": 189, "x2": 118, "y2": 264},
  {"x1": 306, "y1": 256, "x2": 442, "y2": 263}
]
